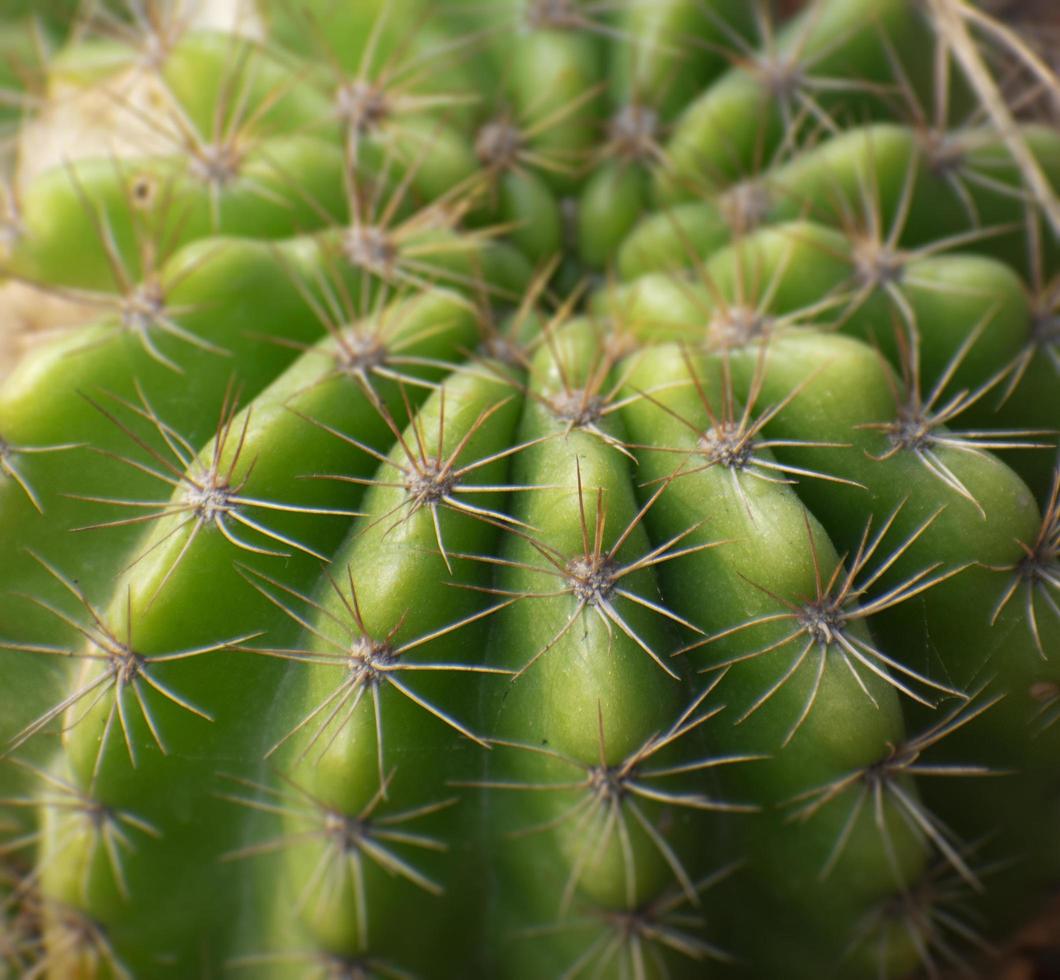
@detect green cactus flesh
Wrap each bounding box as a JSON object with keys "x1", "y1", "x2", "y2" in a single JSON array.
[{"x1": 0, "y1": 1, "x2": 1058, "y2": 978}]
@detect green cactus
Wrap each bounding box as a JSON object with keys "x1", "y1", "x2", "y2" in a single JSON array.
[{"x1": 0, "y1": 1, "x2": 1058, "y2": 978}]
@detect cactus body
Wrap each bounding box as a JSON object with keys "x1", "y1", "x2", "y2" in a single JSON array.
[{"x1": 0, "y1": 1, "x2": 1058, "y2": 978}]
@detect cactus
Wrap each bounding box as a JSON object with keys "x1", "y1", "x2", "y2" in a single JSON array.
[{"x1": 0, "y1": 1, "x2": 1058, "y2": 977}]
